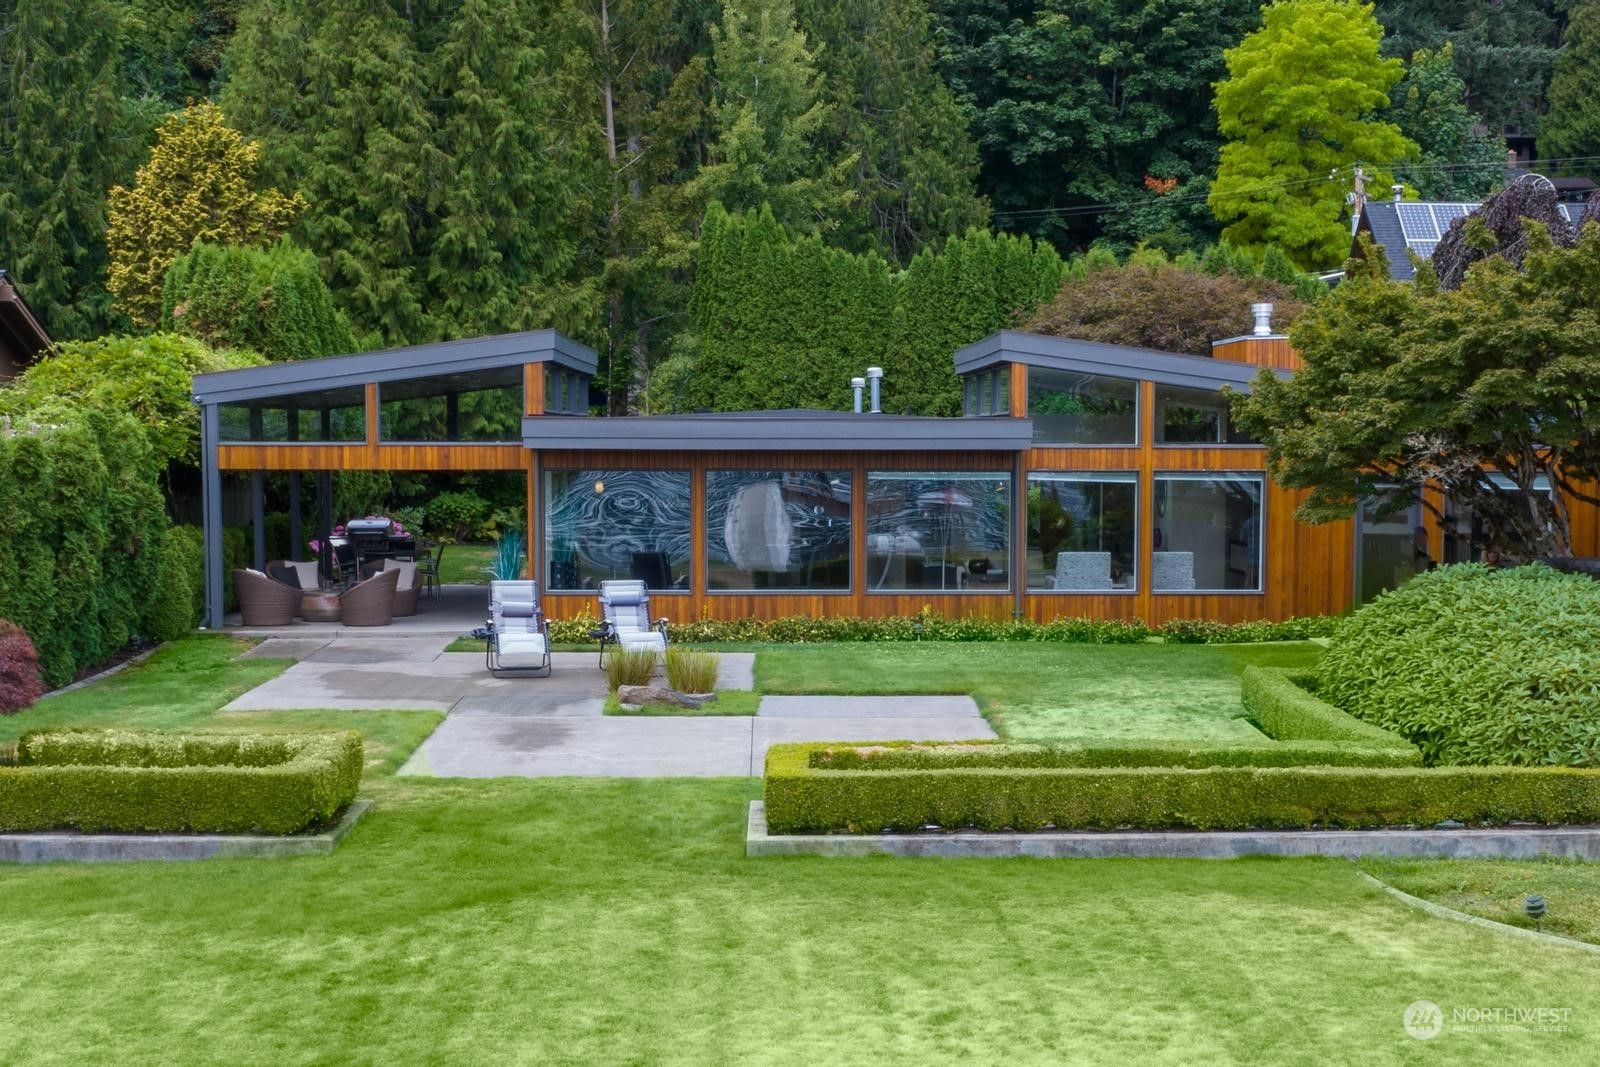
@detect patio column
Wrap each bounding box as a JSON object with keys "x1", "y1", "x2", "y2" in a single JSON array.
[
  {"x1": 201, "y1": 402, "x2": 225, "y2": 630},
  {"x1": 248, "y1": 406, "x2": 265, "y2": 570}
]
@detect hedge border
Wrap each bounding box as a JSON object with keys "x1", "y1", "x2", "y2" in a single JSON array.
[
  {"x1": 763, "y1": 743, "x2": 1600, "y2": 833},
  {"x1": 1239, "y1": 667, "x2": 1416, "y2": 749},
  {"x1": 0, "y1": 729, "x2": 362, "y2": 834},
  {"x1": 808, "y1": 739, "x2": 1420, "y2": 771}
]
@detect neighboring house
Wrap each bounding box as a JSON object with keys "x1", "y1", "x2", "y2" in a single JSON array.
[
  {"x1": 193, "y1": 309, "x2": 1600, "y2": 629},
  {"x1": 1352, "y1": 193, "x2": 1590, "y2": 282},
  {"x1": 0, "y1": 271, "x2": 52, "y2": 382}
]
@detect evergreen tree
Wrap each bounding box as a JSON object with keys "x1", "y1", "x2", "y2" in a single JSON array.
[
  {"x1": 694, "y1": 0, "x2": 856, "y2": 233},
  {"x1": 795, "y1": 0, "x2": 988, "y2": 263},
  {"x1": 1209, "y1": 0, "x2": 1418, "y2": 270},
  {"x1": 106, "y1": 101, "x2": 303, "y2": 326},
  {"x1": 1540, "y1": 2, "x2": 1600, "y2": 172},
  {"x1": 1389, "y1": 44, "x2": 1503, "y2": 200},
  {"x1": 0, "y1": 0, "x2": 135, "y2": 339}
]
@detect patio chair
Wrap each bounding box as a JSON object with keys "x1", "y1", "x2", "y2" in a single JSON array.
[
  {"x1": 268, "y1": 559, "x2": 323, "y2": 593},
  {"x1": 414, "y1": 540, "x2": 445, "y2": 599},
  {"x1": 235, "y1": 568, "x2": 300, "y2": 626},
  {"x1": 338, "y1": 568, "x2": 401, "y2": 627},
  {"x1": 485, "y1": 580, "x2": 551, "y2": 676},
  {"x1": 380, "y1": 559, "x2": 422, "y2": 618},
  {"x1": 595, "y1": 579, "x2": 668, "y2": 667}
]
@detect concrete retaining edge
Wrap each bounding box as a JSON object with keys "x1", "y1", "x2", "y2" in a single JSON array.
[
  {"x1": 0, "y1": 799, "x2": 372, "y2": 863},
  {"x1": 746, "y1": 801, "x2": 1600, "y2": 860},
  {"x1": 1355, "y1": 870, "x2": 1600, "y2": 955},
  {"x1": 37, "y1": 644, "x2": 163, "y2": 700}
]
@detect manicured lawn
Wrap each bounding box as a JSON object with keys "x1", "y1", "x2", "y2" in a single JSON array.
[
  {"x1": 437, "y1": 541, "x2": 496, "y2": 584},
  {"x1": 756, "y1": 641, "x2": 1322, "y2": 742},
  {"x1": 1361, "y1": 857, "x2": 1600, "y2": 947},
  {"x1": 4, "y1": 637, "x2": 1598, "y2": 1062},
  {"x1": 604, "y1": 689, "x2": 761, "y2": 716}
]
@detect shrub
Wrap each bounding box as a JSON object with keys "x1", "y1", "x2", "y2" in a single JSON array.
[
  {"x1": 1317, "y1": 564, "x2": 1600, "y2": 767},
  {"x1": 167, "y1": 524, "x2": 206, "y2": 626},
  {"x1": 427, "y1": 490, "x2": 490, "y2": 542},
  {"x1": 1160, "y1": 616, "x2": 1339, "y2": 643},
  {"x1": 605, "y1": 649, "x2": 658, "y2": 690},
  {"x1": 143, "y1": 534, "x2": 197, "y2": 642},
  {"x1": 763, "y1": 742, "x2": 1600, "y2": 833},
  {"x1": 2, "y1": 729, "x2": 362, "y2": 833},
  {"x1": 665, "y1": 647, "x2": 719, "y2": 694},
  {"x1": 0, "y1": 621, "x2": 44, "y2": 714},
  {"x1": 807, "y1": 739, "x2": 1419, "y2": 772},
  {"x1": 221, "y1": 525, "x2": 249, "y2": 612}
]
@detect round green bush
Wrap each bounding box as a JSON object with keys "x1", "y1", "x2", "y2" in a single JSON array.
[{"x1": 1316, "y1": 564, "x2": 1600, "y2": 767}]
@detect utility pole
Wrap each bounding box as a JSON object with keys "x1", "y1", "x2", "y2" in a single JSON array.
[{"x1": 1350, "y1": 165, "x2": 1366, "y2": 234}]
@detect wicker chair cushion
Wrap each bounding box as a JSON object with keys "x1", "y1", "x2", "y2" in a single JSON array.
[{"x1": 381, "y1": 559, "x2": 418, "y2": 591}]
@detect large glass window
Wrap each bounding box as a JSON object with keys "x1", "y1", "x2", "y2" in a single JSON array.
[
  {"x1": 219, "y1": 387, "x2": 366, "y2": 442},
  {"x1": 1357, "y1": 487, "x2": 1425, "y2": 605},
  {"x1": 865, "y1": 472, "x2": 1011, "y2": 592},
  {"x1": 1027, "y1": 367, "x2": 1137, "y2": 444},
  {"x1": 1152, "y1": 474, "x2": 1263, "y2": 592},
  {"x1": 1442, "y1": 474, "x2": 1553, "y2": 564},
  {"x1": 379, "y1": 368, "x2": 522, "y2": 442},
  {"x1": 706, "y1": 471, "x2": 852, "y2": 591},
  {"x1": 544, "y1": 470, "x2": 691, "y2": 591},
  {"x1": 960, "y1": 368, "x2": 1010, "y2": 416},
  {"x1": 1027, "y1": 473, "x2": 1138, "y2": 591},
  {"x1": 1155, "y1": 384, "x2": 1258, "y2": 444}
]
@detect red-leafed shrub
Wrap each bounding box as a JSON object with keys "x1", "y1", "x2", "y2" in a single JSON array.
[{"x1": 0, "y1": 621, "x2": 45, "y2": 714}]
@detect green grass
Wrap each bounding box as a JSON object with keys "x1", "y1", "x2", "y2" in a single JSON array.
[
  {"x1": 2, "y1": 637, "x2": 1598, "y2": 1062},
  {"x1": 755, "y1": 641, "x2": 1323, "y2": 743},
  {"x1": 1360, "y1": 857, "x2": 1600, "y2": 947},
  {"x1": 604, "y1": 689, "x2": 761, "y2": 716},
  {"x1": 437, "y1": 542, "x2": 496, "y2": 584}
]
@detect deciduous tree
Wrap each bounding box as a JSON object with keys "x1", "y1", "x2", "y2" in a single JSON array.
[
  {"x1": 1388, "y1": 44, "x2": 1503, "y2": 201},
  {"x1": 1233, "y1": 227, "x2": 1600, "y2": 559},
  {"x1": 1209, "y1": 0, "x2": 1417, "y2": 270},
  {"x1": 1539, "y1": 1, "x2": 1600, "y2": 171}
]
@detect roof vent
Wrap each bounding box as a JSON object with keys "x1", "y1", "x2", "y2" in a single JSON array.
[
  {"x1": 851, "y1": 376, "x2": 866, "y2": 414},
  {"x1": 866, "y1": 366, "x2": 883, "y2": 414},
  {"x1": 1250, "y1": 302, "x2": 1275, "y2": 337},
  {"x1": 1392, "y1": 184, "x2": 1403, "y2": 202}
]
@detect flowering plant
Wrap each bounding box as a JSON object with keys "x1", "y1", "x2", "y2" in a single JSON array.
[{"x1": 309, "y1": 517, "x2": 410, "y2": 556}]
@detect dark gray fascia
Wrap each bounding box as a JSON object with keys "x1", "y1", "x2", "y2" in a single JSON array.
[
  {"x1": 521, "y1": 412, "x2": 1035, "y2": 452},
  {"x1": 953, "y1": 331, "x2": 1286, "y2": 392},
  {"x1": 191, "y1": 329, "x2": 597, "y2": 405}
]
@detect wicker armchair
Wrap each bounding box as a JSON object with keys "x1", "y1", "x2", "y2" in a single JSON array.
[
  {"x1": 235, "y1": 568, "x2": 300, "y2": 626},
  {"x1": 339, "y1": 568, "x2": 401, "y2": 627},
  {"x1": 382, "y1": 559, "x2": 421, "y2": 617}
]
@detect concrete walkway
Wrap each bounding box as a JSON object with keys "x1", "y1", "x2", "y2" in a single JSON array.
[{"x1": 226, "y1": 634, "x2": 994, "y2": 777}]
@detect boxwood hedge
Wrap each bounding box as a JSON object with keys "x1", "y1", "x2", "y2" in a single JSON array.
[
  {"x1": 0, "y1": 729, "x2": 362, "y2": 834},
  {"x1": 763, "y1": 742, "x2": 1600, "y2": 833},
  {"x1": 807, "y1": 739, "x2": 1420, "y2": 772},
  {"x1": 1239, "y1": 667, "x2": 1416, "y2": 750}
]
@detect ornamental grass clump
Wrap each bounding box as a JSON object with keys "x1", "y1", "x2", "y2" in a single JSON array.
[
  {"x1": 665, "y1": 648, "x2": 718, "y2": 694},
  {"x1": 1316, "y1": 564, "x2": 1600, "y2": 767},
  {"x1": 604, "y1": 649, "x2": 658, "y2": 690}
]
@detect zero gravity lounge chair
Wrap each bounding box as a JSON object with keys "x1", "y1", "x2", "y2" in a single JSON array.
[
  {"x1": 486, "y1": 580, "x2": 552, "y2": 676},
  {"x1": 595, "y1": 579, "x2": 668, "y2": 667}
]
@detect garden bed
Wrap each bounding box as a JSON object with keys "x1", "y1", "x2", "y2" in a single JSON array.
[{"x1": 0, "y1": 728, "x2": 363, "y2": 835}]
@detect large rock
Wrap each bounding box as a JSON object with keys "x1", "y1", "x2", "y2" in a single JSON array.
[{"x1": 617, "y1": 685, "x2": 713, "y2": 709}]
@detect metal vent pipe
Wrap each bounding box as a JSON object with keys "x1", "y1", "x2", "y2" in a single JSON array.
[{"x1": 866, "y1": 366, "x2": 883, "y2": 414}]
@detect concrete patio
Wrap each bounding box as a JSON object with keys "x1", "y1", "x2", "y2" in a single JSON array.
[{"x1": 228, "y1": 631, "x2": 995, "y2": 777}]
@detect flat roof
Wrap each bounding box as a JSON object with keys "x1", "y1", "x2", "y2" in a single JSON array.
[
  {"x1": 522, "y1": 410, "x2": 1035, "y2": 452},
  {"x1": 191, "y1": 329, "x2": 596, "y2": 405},
  {"x1": 954, "y1": 331, "x2": 1283, "y2": 391}
]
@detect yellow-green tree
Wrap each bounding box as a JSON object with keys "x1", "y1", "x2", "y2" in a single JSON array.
[{"x1": 106, "y1": 101, "x2": 303, "y2": 326}]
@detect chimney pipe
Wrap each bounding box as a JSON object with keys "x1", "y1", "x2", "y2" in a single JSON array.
[
  {"x1": 866, "y1": 366, "x2": 882, "y2": 414},
  {"x1": 1250, "y1": 302, "x2": 1274, "y2": 337},
  {"x1": 1392, "y1": 183, "x2": 1403, "y2": 203},
  {"x1": 851, "y1": 376, "x2": 865, "y2": 414}
]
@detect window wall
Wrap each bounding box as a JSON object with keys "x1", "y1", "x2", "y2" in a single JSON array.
[
  {"x1": 706, "y1": 471, "x2": 852, "y2": 590},
  {"x1": 866, "y1": 472, "x2": 1011, "y2": 591},
  {"x1": 962, "y1": 367, "x2": 1011, "y2": 416},
  {"x1": 1154, "y1": 384, "x2": 1257, "y2": 444},
  {"x1": 379, "y1": 368, "x2": 522, "y2": 442},
  {"x1": 1027, "y1": 368, "x2": 1137, "y2": 444},
  {"x1": 1152, "y1": 474, "x2": 1263, "y2": 591},
  {"x1": 544, "y1": 470, "x2": 691, "y2": 591},
  {"x1": 1026, "y1": 473, "x2": 1137, "y2": 591},
  {"x1": 1357, "y1": 488, "x2": 1425, "y2": 604},
  {"x1": 219, "y1": 387, "x2": 366, "y2": 442}
]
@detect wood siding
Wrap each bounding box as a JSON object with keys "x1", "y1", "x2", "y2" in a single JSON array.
[{"x1": 1211, "y1": 336, "x2": 1303, "y2": 371}]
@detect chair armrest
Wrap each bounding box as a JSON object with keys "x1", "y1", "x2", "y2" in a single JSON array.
[{"x1": 654, "y1": 618, "x2": 669, "y2": 636}]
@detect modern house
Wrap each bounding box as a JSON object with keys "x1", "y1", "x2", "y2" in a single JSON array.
[
  {"x1": 0, "y1": 271, "x2": 52, "y2": 382},
  {"x1": 191, "y1": 314, "x2": 1600, "y2": 630}
]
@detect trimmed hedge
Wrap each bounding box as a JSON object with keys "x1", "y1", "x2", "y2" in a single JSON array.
[
  {"x1": 1239, "y1": 667, "x2": 1416, "y2": 750},
  {"x1": 763, "y1": 742, "x2": 1600, "y2": 833},
  {"x1": 545, "y1": 610, "x2": 1337, "y2": 647},
  {"x1": 808, "y1": 740, "x2": 1421, "y2": 771},
  {"x1": 0, "y1": 729, "x2": 362, "y2": 834}
]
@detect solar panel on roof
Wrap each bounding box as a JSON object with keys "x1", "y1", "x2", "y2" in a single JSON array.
[
  {"x1": 1408, "y1": 240, "x2": 1437, "y2": 259},
  {"x1": 1395, "y1": 202, "x2": 1438, "y2": 239},
  {"x1": 1428, "y1": 204, "x2": 1472, "y2": 233}
]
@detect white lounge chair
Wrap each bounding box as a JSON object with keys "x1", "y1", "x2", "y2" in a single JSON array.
[
  {"x1": 596, "y1": 579, "x2": 668, "y2": 667},
  {"x1": 485, "y1": 580, "x2": 552, "y2": 676}
]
